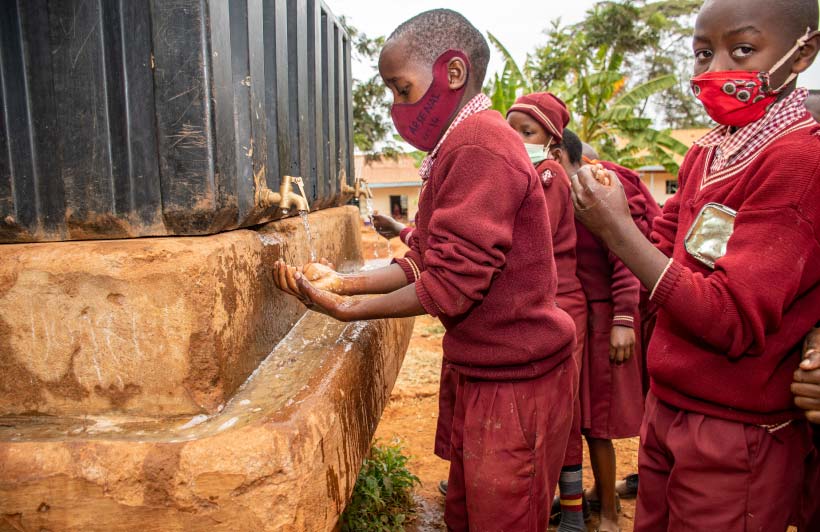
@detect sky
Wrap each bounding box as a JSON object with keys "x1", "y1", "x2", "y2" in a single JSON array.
[{"x1": 329, "y1": 0, "x2": 820, "y2": 94}]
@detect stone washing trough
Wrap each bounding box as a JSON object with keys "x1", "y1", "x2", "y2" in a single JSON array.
[{"x1": 0, "y1": 207, "x2": 414, "y2": 531}]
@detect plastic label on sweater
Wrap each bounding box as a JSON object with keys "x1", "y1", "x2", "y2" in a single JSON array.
[{"x1": 684, "y1": 202, "x2": 737, "y2": 269}]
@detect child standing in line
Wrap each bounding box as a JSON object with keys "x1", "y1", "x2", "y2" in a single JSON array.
[
  {"x1": 273, "y1": 9, "x2": 577, "y2": 531},
  {"x1": 506, "y1": 93, "x2": 588, "y2": 532},
  {"x1": 570, "y1": 0, "x2": 820, "y2": 529},
  {"x1": 554, "y1": 129, "x2": 648, "y2": 532}
]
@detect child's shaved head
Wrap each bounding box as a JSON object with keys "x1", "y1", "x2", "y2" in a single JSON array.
[
  {"x1": 702, "y1": 0, "x2": 818, "y2": 38},
  {"x1": 807, "y1": 89, "x2": 820, "y2": 122},
  {"x1": 769, "y1": 0, "x2": 818, "y2": 35},
  {"x1": 386, "y1": 9, "x2": 490, "y2": 88}
]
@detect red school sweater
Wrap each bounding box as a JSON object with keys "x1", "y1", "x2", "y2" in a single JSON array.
[
  {"x1": 575, "y1": 162, "x2": 653, "y2": 329},
  {"x1": 394, "y1": 110, "x2": 576, "y2": 380},
  {"x1": 536, "y1": 159, "x2": 584, "y2": 299},
  {"x1": 649, "y1": 115, "x2": 820, "y2": 424}
]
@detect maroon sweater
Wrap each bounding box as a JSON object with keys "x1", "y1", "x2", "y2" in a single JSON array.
[
  {"x1": 395, "y1": 110, "x2": 576, "y2": 380},
  {"x1": 575, "y1": 162, "x2": 654, "y2": 329},
  {"x1": 649, "y1": 115, "x2": 820, "y2": 424},
  {"x1": 537, "y1": 160, "x2": 584, "y2": 300}
]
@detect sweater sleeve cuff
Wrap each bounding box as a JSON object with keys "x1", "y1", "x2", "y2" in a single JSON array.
[
  {"x1": 415, "y1": 276, "x2": 442, "y2": 317},
  {"x1": 612, "y1": 314, "x2": 636, "y2": 329},
  {"x1": 399, "y1": 227, "x2": 415, "y2": 246},
  {"x1": 650, "y1": 259, "x2": 684, "y2": 305},
  {"x1": 392, "y1": 256, "x2": 421, "y2": 285}
]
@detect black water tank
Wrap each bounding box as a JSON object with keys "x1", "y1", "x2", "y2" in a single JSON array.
[{"x1": 0, "y1": 0, "x2": 354, "y2": 243}]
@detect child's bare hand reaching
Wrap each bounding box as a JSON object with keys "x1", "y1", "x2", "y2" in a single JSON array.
[
  {"x1": 610, "y1": 325, "x2": 636, "y2": 364},
  {"x1": 273, "y1": 260, "x2": 357, "y2": 321},
  {"x1": 371, "y1": 212, "x2": 406, "y2": 240},
  {"x1": 793, "y1": 326, "x2": 820, "y2": 424},
  {"x1": 569, "y1": 165, "x2": 631, "y2": 240}
]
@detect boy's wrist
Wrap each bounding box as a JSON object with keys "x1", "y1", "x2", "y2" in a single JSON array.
[{"x1": 601, "y1": 216, "x2": 639, "y2": 255}]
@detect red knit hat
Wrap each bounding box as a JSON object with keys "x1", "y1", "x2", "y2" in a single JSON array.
[{"x1": 506, "y1": 92, "x2": 570, "y2": 142}]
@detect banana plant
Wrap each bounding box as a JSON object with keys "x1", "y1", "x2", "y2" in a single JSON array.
[{"x1": 487, "y1": 24, "x2": 691, "y2": 174}]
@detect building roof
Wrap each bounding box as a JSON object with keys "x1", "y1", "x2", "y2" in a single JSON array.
[{"x1": 355, "y1": 155, "x2": 422, "y2": 185}]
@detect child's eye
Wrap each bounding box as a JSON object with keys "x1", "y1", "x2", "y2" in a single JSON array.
[
  {"x1": 731, "y1": 46, "x2": 755, "y2": 58},
  {"x1": 694, "y1": 49, "x2": 713, "y2": 61}
]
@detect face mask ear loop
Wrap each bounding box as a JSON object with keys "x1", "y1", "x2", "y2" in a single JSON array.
[{"x1": 769, "y1": 28, "x2": 813, "y2": 92}]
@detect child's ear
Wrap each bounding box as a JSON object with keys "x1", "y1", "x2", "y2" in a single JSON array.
[
  {"x1": 447, "y1": 58, "x2": 469, "y2": 90},
  {"x1": 550, "y1": 146, "x2": 563, "y2": 161},
  {"x1": 792, "y1": 31, "x2": 820, "y2": 74}
]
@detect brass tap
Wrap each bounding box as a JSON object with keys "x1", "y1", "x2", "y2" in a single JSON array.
[
  {"x1": 355, "y1": 176, "x2": 373, "y2": 202},
  {"x1": 257, "y1": 175, "x2": 310, "y2": 213},
  {"x1": 339, "y1": 169, "x2": 356, "y2": 203},
  {"x1": 281, "y1": 175, "x2": 310, "y2": 213}
]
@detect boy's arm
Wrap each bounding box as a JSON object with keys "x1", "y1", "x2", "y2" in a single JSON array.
[
  {"x1": 571, "y1": 162, "x2": 820, "y2": 359},
  {"x1": 274, "y1": 262, "x2": 425, "y2": 321},
  {"x1": 608, "y1": 251, "x2": 640, "y2": 362},
  {"x1": 414, "y1": 145, "x2": 526, "y2": 317},
  {"x1": 292, "y1": 261, "x2": 409, "y2": 295}
]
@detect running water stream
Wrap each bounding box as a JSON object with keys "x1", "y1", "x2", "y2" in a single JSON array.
[{"x1": 299, "y1": 210, "x2": 317, "y2": 262}]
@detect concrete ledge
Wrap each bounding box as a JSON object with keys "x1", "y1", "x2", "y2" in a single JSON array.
[
  {"x1": 0, "y1": 207, "x2": 364, "y2": 417},
  {"x1": 0, "y1": 311, "x2": 414, "y2": 531}
]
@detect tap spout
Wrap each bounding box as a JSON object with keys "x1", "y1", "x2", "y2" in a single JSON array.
[{"x1": 280, "y1": 175, "x2": 310, "y2": 213}]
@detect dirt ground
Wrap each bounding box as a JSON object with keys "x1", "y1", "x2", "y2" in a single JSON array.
[{"x1": 363, "y1": 227, "x2": 640, "y2": 531}]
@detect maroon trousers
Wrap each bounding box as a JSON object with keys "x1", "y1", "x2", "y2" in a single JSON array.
[
  {"x1": 435, "y1": 362, "x2": 458, "y2": 460},
  {"x1": 800, "y1": 428, "x2": 820, "y2": 530},
  {"x1": 557, "y1": 289, "x2": 587, "y2": 466},
  {"x1": 636, "y1": 393, "x2": 814, "y2": 531},
  {"x1": 444, "y1": 360, "x2": 576, "y2": 532}
]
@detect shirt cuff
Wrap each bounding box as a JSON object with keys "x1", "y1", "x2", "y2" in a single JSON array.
[
  {"x1": 399, "y1": 227, "x2": 415, "y2": 246},
  {"x1": 612, "y1": 314, "x2": 636, "y2": 329},
  {"x1": 392, "y1": 256, "x2": 421, "y2": 285},
  {"x1": 650, "y1": 259, "x2": 684, "y2": 305}
]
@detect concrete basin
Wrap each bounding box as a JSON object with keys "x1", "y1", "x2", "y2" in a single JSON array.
[{"x1": 0, "y1": 207, "x2": 414, "y2": 531}]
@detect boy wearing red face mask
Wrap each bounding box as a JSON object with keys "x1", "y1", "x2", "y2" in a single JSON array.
[
  {"x1": 569, "y1": 0, "x2": 820, "y2": 530},
  {"x1": 273, "y1": 9, "x2": 576, "y2": 531}
]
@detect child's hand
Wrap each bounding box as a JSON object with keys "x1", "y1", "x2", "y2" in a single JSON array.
[
  {"x1": 793, "y1": 327, "x2": 820, "y2": 424},
  {"x1": 372, "y1": 212, "x2": 406, "y2": 240},
  {"x1": 302, "y1": 259, "x2": 346, "y2": 294},
  {"x1": 569, "y1": 165, "x2": 632, "y2": 242},
  {"x1": 273, "y1": 260, "x2": 358, "y2": 320},
  {"x1": 274, "y1": 260, "x2": 309, "y2": 301},
  {"x1": 294, "y1": 271, "x2": 358, "y2": 322},
  {"x1": 610, "y1": 325, "x2": 635, "y2": 364},
  {"x1": 592, "y1": 164, "x2": 612, "y2": 186}
]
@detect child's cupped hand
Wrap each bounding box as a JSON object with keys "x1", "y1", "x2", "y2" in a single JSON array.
[
  {"x1": 273, "y1": 260, "x2": 357, "y2": 321},
  {"x1": 302, "y1": 259, "x2": 345, "y2": 294},
  {"x1": 569, "y1": 164, "x2": 631, "y2": 240}
]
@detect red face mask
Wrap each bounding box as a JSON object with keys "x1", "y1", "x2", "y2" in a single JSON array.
[
  {"x1": 391, "y1": 50, "x2": 469, "y2": 152},
  {"x1": 690, "y1": 31, "x2": 812, "y2": 128}
]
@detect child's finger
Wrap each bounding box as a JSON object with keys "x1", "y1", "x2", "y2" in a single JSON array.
[
  {"x1": 800, "y1": 349, "x2": 820, "y2": 370},
  {"x1": 794, "y1": 395, "x2": 820, "y2": 411},
  {"x1": 276, "y1": 262, "x2": 299, "y2": 297},
  {"x1": 285, "y1": 265, "x2": 302, "y2": 295},
  {"x1": 791, "y1": 381, "x2": 820, "y2": 397},
  {"x1": 806, "y1": 410, "x2": 820, "y2": 424}
]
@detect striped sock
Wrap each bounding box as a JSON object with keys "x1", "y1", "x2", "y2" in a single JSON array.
[{"x1": 557, "y1": 465, "x2": 585, "y2": 532}]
